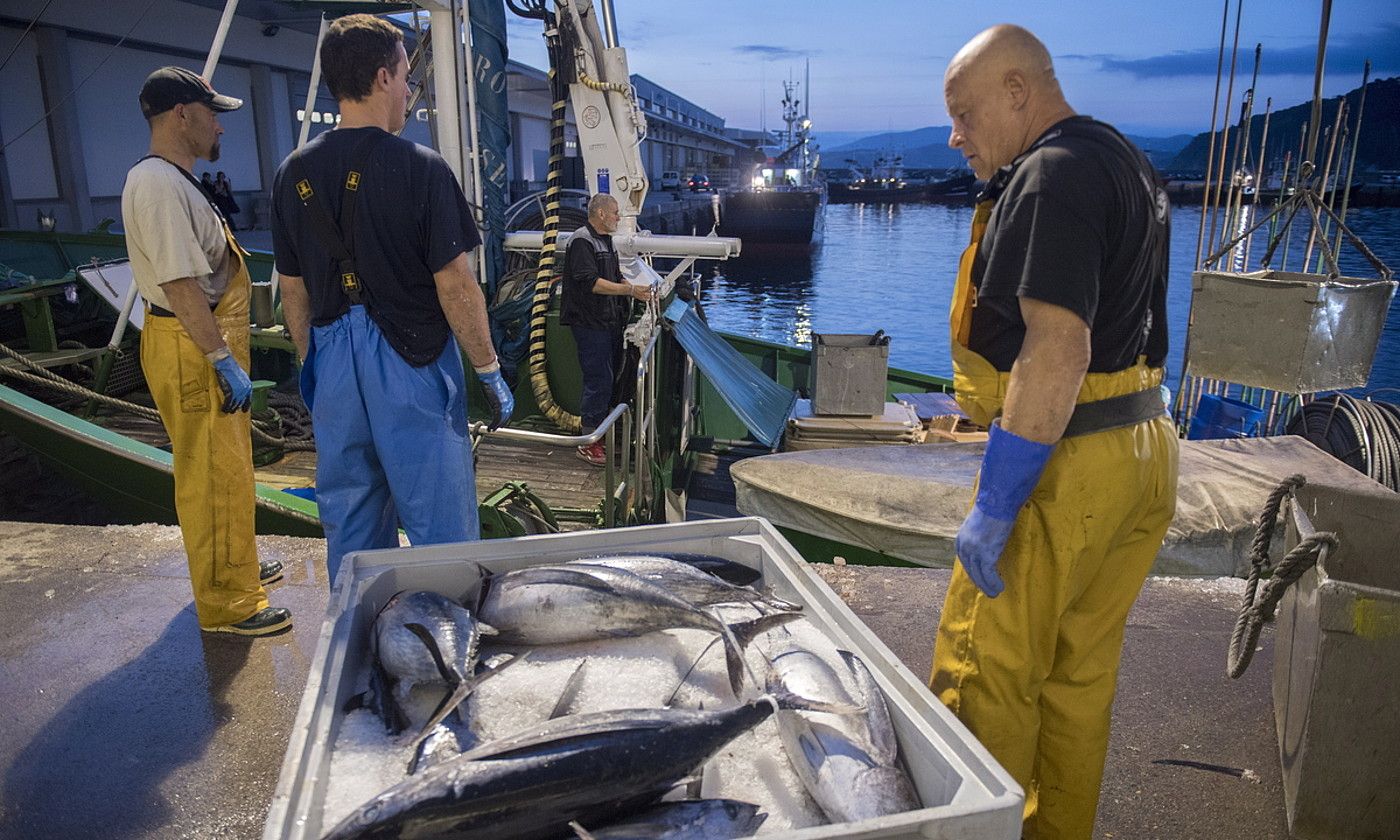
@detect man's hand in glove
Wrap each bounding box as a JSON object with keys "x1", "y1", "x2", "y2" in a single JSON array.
[
  {"x1": 208, "y1": 348, "x2": 252, "y2": 413},
  {"x1": 475, "y1": 359, "x2": 514, "y2": 431},
  {"x1": 956, "y1": 421, "x2": 1054, "y2": 598}
]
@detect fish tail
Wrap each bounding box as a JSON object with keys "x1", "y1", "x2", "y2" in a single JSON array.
[
  {"x1": 719, "y1": 621, "x2": 748, "y2": 697},
  {"x1": 728, "y1": 612, "x2": 803, "y2": 649}
]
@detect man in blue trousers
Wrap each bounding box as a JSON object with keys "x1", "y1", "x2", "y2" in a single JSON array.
[{"x1": 271, "y1": 14, "x2": 513, "y2": 583}]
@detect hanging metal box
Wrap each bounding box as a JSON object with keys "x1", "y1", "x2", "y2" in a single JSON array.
[
  {"x1": 1275, "y1": 483, "x2": 1400, "y2": 839},
  {"x1": 1186, "y1": 270, "x2": 1396, "y2": 393},
  {"x1": 263, "y1": 518, "x2": 1024, "y2": 840},
  {"x1": 810, "y1": 333, "x2": 890, "y2": 416}
]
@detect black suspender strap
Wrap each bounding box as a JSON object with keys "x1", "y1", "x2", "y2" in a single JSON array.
[
  {"x1": 285, "y1": 130, "x2": 386, "y2": 305},
  {"x1": 139, "y1": 155, "x2": 229, "y2": 227}
]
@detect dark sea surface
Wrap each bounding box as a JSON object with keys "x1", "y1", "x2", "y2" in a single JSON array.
[{"x1": 697, "y1": 203, "x2": 1400, "y2": 397}]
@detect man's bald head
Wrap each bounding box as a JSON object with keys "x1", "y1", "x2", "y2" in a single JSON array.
[
  {"x1": 943, "y1": 25, "x2": 1074, "y2": 178},
  {"x1": 947, "y1": 25, "x2": 1059, "y2": 94}
]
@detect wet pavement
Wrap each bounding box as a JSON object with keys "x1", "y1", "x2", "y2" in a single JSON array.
[{"x1": 0, "y1": 520, "x2": 1289, "y2": 839}]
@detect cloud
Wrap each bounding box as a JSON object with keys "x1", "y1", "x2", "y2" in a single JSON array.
[
  {"x1": 1094, "y1": 24, "x2": 1400, "y2": 78},
  {"x1": 733, "y1": 44, "x2": 808, "y2": 60}
]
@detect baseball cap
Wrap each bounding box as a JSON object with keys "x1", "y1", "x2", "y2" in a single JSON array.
[{"x1": 139, "y1": 66, "x2": 243, "y2": 118}]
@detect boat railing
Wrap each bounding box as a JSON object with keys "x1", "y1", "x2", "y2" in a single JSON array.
[
  {"x1": 472, "y1": 402, "x2": 632, "y2": 528},
  {"x1": 469, "y1": 324, "x2": 665, "y2": 528}
]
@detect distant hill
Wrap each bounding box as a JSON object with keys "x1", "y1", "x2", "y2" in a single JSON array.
[
  {"x1": 825, "y1": 126, "x2": 1194, "y2": 170},
  {"x1": 1168, "y1": 76, "x2": 1400, "y2": 174},
  {"x1": 1127, "y1": 134, "x2": 1194, "y2": 169},
  {"x1": 826, "y1": 127, "x2": 964, "y2": 168}
]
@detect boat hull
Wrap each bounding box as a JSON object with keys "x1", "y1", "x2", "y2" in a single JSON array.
[
  {"x1": 718, "y1": 188, "x2": 826, "y2": 245},
  {"x1": 0, "y1": 384, "x2": 323, "y2": 537}
]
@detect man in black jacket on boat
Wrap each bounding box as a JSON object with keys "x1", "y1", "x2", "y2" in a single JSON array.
[
  {"x1": 928, "y1": 24, "x2": 1177, "y2": 840},
  {"x1": 560, "y1": 193, "x2": 652, "y2": 466}
]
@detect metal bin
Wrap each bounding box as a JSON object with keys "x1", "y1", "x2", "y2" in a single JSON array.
[
  {"x1": 264, "y1": 517, "x2": 1023, "y2": 840},
  {"x1": 1185, "y1": 269, "x2": 1396, "y2": 393},
  {"x1": 810, "y1": 333, "x2": 891, "y2": 416},
  {"x1": 1274, "y1": 482, "x2": 1400, "y2": 839}
]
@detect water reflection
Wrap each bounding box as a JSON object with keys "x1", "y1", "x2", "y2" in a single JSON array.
[
  {"x1": 700, "y1": 247, "x2": 816, "y2": 348},
  {"x1": 695, "y1": 203, "x2": 1400, "y2": 392}
]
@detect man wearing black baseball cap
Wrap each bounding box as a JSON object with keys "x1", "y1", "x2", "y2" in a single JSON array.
[
  {"x1": 139, "y1": 65, "x2": 244, "y2": 119},
  {"x1": 121, "y1": 66, "x2": 291, "y2": 637}
]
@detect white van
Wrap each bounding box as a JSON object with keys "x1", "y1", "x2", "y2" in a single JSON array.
[{"x1": 659, "y1": 171, "x2": 681, "y2": 190}]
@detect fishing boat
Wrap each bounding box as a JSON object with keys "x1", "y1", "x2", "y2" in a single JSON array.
[
  {"x1": 828, "y1": 157, "x2": 975, "y2": 204},
  {"x1": 718, "y1": 78, "x2": 827, "y2": 246}
]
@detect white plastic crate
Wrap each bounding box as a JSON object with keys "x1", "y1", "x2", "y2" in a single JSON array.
[{"x1": 264, "y1": 517, "x2": 1022, "y2": 839}]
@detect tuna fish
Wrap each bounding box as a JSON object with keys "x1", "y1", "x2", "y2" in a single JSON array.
[
  {"x1": 568, "y1": 798, "x2": 767, "y2": 839},
  {"x1": 768, "y1": 640, "x2": 921, "y2": 823},
  {"x1": 475, "y1": 564, "x2": 796, "y2": 695},
  {"x1": 353, "y1": 590, "x2": 495, "y2": 745},
  {"x1": 322, "y1": 699, "x2": 784, "y2": 840},
  {"x1": 571, "y1": 555, "x2": 801, "y2": 613}
]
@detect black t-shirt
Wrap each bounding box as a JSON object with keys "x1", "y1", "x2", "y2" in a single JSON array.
[
  {"x1": 970, "y1": 116, "x2": 1170, "y2": 373},
  {"x1": 560, "y1": 223, "x2": 627, "y2": 330},
  {"x1": 271, "y1": 127, "x2": 481, "y2": 366}
]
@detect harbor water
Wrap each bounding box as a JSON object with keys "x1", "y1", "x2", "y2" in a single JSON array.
[{"x1": 699, "y1": 204, "x2": 1400, "y2": 397}]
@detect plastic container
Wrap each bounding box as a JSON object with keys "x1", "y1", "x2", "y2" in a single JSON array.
[
  {"x1": 1275, "y1": 483, "x2": 1400, "y2": 838},
  {"x1": 810, "y1": 333, "x2": 891, "y2": 416},
  {"x1": 1187, "y1": 394, "x2": 1267, "y2": 439},
  {"x1": 263, "y1": 517, "x2": 1023, "y2": 840}
]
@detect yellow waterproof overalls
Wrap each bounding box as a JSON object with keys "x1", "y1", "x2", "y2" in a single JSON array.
[
  {"x1": 930, "y1": 200, "x2": 1179, "y2": 839},
  {"x1": 141, "y1": 222, "x2": 268, "y2": 628}
]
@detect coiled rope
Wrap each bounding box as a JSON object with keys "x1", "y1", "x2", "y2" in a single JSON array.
[
  {"x1": 1227, "y1": 474, "x2": 1339, "y2": 678},
  {"x1": 0, "y1": 341, "x2": 313, "y2": 452},
  {"x1": 1285, "y1": 393, "x2": 1400, "y2": 492}
]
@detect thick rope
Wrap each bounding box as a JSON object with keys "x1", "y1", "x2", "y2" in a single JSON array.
[
  {"x1": 525, "y1": 24, "x2": 581, "y2": 433},
  {"x1": 0, "y1": 341, "x2": 313, "y2": 452},
  {"x1": 1227, "y1": 474, "x2": 1339, "y2": 678}
]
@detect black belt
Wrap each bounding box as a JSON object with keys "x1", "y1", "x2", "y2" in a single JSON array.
[
  {"x1": 1061, "y1": 386, "x2": 1166, "y2": 438},
  {"x1": 147, "y1": 302, "x2": 217, "y2": 318}
]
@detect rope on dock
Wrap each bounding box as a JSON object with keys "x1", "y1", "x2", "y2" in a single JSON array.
[{"x1": 1227, "y1": 474, "x2": 1338, "y2": 678}]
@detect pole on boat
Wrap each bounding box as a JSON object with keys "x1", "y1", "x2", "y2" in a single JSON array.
[
  {"x1": 459, "y1": 0, "x2": 492, "y2": 291},
  {"x1": 428, "y1": 1, "x2": 471, "y2": 196},
  {"x1": 1302, "y1": 0, "x2": 1333, "y2": 169},
  {"x1": 1192, "y1": 0, "x2": 1233, "y2": 272},
  {"x1": 1332, "y1": 60, "x2": 1369, "y2": 258},
  {"x1": 201, "y1": 0, "x2": 240, "y2": 81},
  {"x1": 296, "y1": 15, "x2": 330, "y2": 150},
  {"x1": 1177, "y1": 0, "x2": 1237, "y2": 428},
  {"x1": 1204, "y1": 0, "x2": 1245, "y2": 269}
]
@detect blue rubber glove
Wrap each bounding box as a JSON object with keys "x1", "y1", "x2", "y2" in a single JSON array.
[
  {"x1": 210, "y1": 351, "x2": 252, "y2": 413},
  {"x1": 476, "y1": 363, "x2": 514, "y2": 431},
  {"x1": 956, "y1": 421, "x2": 1054, "y2": 598}
]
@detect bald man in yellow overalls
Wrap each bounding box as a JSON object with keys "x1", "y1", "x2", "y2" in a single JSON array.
[{"x1": 930, "y1": 26, "x2": 1179, "y2": 839}]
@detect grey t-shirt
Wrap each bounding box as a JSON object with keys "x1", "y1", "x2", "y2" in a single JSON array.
[{"x1": 121, "y1": 157, "x2": 231, "y2": 309}]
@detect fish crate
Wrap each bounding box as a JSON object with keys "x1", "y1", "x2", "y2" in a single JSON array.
[
  {"x1": 1185, "y1": 269, "x2": 1397, "y2": 393},
  {"x1": 264, "y1": 517, "x2": 1023, "y2": 840}
]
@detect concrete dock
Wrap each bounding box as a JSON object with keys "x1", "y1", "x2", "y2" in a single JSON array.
[{"x1": 0, "y1": 520, "x2": 1289, "y2": 839}]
